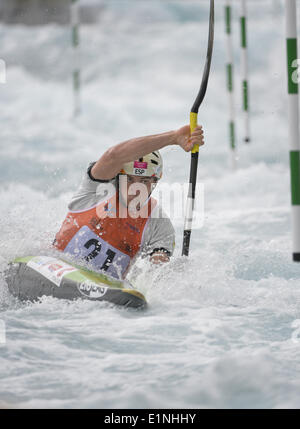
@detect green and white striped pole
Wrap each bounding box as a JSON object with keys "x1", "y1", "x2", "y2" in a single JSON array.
[
  {"x1": 225, "y1": 0, "x2": 237, "y2": 168},
  {"x1": 285, "y1": 0, "x2": 300, "y2": 262},
  {"x1": 240, "y1": 0, "x2": 250, "y2": 143},
  {"x1": 71, "y1": 0, "x2": 80, "y2": 116}
]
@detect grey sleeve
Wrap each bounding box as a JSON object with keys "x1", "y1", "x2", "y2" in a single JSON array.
[
  {"x1": 68, "y1": 162, "x2": 117, "y2": 211},
  {"x1": 141, "y1": 209, "x2": 176, "y2": 257}
]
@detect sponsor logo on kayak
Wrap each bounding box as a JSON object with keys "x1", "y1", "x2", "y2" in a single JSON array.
[
  {"x1": 28, "y1": 257, "x2": 78, "y2": 287},
  {"x1": 78, "y1": 282, "x2": 107, "y2": 299},
  {"x1": 48, "y1": 263, "x2": 63, "y2": 272}
]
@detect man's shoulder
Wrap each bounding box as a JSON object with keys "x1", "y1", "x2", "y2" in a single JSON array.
[{"x1": 68, "y1": 163, "x2": 117, "y2": 212}]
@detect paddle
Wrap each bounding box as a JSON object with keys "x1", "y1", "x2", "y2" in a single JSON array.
[{"x1": 182, "y1": 0, "x2": 215, "y2": 257}]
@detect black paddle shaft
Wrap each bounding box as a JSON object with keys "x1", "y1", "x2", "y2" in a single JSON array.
[
  {"x1": 182, "y1": 152, "x2": 199, "y2": 255},
  {"x1": 182, "y1": 0, "x2": 214, "y2": 257},
  {"x1": 191, "y1": 0, "x2": 215, "y2": 115}
]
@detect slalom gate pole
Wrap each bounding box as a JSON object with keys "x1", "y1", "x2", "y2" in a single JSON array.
[
  {"x1": 71, "y1": 0, "x2": 81, "y2": 116},
  {"x1": 182, "y1": 0, "x2": 214, "y2": 257},
  {"x1": 285, "y1": 0, "x2": 300, "y2": 262},
  {"x1": 240, "y1": 0, "x2": 250, "y2": 143},
  {"x1": 225, "y1": 0, "x2": 237, "y2": 168}
]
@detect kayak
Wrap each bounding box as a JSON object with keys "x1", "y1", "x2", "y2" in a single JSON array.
[{"x1": 5, "y1": 255, "x2": 146, "y2": 309}]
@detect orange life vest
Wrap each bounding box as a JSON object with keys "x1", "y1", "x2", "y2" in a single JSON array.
[{"x1": 54, "y1": 193, "x2": 157, "y2": 279}]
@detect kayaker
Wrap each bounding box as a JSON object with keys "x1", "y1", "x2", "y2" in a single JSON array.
[{"x1": 53, "y1": 124, "x2": 204, "y2": 280}]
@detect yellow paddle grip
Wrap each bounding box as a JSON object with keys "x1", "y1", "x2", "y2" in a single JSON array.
[{"x1": 190, "y1": 112, "x2": 199, "y2": 154}]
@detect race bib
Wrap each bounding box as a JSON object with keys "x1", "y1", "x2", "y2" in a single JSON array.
[{"x1": 64, "y1": 225, "x2": 130, "y2": 279}]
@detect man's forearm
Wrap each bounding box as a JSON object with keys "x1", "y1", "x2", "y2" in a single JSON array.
[
  {"x1": 92, "y1": 130, "x2": 178, "y2": 180},
  {"x1": 91, "y1": 125, "x2": 203, "y2": 180},
  {"x1": 112, "y1": 130, "x2": 177, "y2": 165}
]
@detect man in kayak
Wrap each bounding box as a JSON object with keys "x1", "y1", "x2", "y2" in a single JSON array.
[{"x1": 54, "y1": 124, "x2": 204, "y2": 280}]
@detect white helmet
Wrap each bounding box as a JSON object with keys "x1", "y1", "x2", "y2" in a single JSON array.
[{"x1": 120, "y1": 151, "x2": 163, "y2": 180}]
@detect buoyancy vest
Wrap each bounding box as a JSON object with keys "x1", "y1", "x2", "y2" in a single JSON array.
[{"x1": 54, "y1": 192, "x2": 157, "y2": 280}]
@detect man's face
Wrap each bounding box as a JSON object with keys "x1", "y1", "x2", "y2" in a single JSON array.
[{"x1": 119, "y1": 174, "x2": 158, "y2": 207}]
